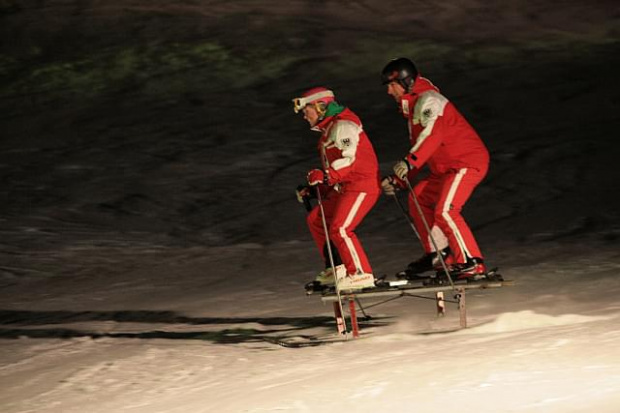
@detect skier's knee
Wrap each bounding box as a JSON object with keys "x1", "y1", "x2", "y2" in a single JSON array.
[
  {"x1": 434, "y1": 212, "x2": 452, "y2": 231},
  {"x1": 328, "y1": 225, "x2": 345, "y2": 241},
  {"x1": 434, "y1": 211, "x2": 445, "y2": 224}
]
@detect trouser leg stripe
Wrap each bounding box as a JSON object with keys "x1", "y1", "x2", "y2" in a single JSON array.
[
  {"x1": 441, "y1": 169, "x2": 472, "y2": 260},
  {"x1": 339, "y1": 192, "x2": 367, "y2": 274}
]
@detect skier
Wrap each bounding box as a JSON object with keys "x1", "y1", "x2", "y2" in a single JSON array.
[
  {"x1": 293, "y1": 87, "x2": 381, "y2": 291},
  {"x1": 380, "y1": 58, "x2": 490, "y2": 280}
]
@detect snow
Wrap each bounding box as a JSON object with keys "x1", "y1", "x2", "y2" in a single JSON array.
[
  {"x1": 1, "y1": 241, "x2": 619, "y2": 412},
  {"x1": 1, "y1": 0, "x2": 620, "y2": 412}
]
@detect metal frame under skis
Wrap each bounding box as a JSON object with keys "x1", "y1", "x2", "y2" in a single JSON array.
[
  {"x1": 317, "y1": 175, "x2": 511, "y2": 339},
  {"x1": 320, "y1": 280, "x2": 512, "y2": 338}
]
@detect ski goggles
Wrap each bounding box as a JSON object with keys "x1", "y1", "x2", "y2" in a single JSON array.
[{"x1": 292, "y1": 90, "x2": 335, "y2": 113}]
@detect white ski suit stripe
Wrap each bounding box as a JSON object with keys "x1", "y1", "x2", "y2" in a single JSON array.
[
  {"x1": 441, "y1": 168, "x2": 472, "y2": 259},
  {"x1": 339, "y1": 192, "x2": 367, "y2": 273}
]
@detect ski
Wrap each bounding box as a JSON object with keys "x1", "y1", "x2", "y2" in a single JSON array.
[{"x1": 305, "y1": 268, "x2": 508, "y2": 296}]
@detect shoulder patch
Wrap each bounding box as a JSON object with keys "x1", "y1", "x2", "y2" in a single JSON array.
[
  {"x1": 423, "y1": 108, "x2": 433, "y2": 118},
  {"x1": 340, "y1": 137, "x2": 351, "y2": 147}
]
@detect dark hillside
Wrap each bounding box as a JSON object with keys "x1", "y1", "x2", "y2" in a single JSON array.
[{"x1": 1, "y1": 0, "x2": 619, "y2": 259}]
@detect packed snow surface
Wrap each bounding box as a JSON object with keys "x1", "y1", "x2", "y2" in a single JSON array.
[{"x1": 1, "y1": 242, "x2": 619, "y2": 412}]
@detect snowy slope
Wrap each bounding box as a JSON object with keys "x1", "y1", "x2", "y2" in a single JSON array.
[
  {"x1": 1, "y1": 241, "x2": 619, "y2": 412},
  {"x1": 1, "y1": 0, "x2": 620, "y2": 412}
]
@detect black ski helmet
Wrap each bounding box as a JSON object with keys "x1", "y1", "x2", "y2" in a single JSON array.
[{"x1": 381, "y1": 58, "x2": 418, "y2": 91}]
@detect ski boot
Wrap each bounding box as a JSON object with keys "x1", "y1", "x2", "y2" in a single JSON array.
[
  {"x1": 450, "y1": 258, "x2": 488, "y2": 281},
  {"x1": 305, "y1": 265, "x2": 344, "y2": 294},
  {"x1": 440, "y1": 258, "x2": 504, "y2": 283},
  {"x1": 396, "y1": 247, "x2": 451, "y2": 280},
  {"x1": 335, "y1": 270, "x2": 375, "y2": 293}
]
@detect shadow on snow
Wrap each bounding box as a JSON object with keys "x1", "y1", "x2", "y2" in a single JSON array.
[{"x1": 0, "y1": 310, "x2": 390, "y2": 346}]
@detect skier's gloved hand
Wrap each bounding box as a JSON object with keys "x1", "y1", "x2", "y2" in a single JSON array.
[
  {"x1": 381, "y1": 175, "x2": 400, "y2": 196},
  {"x1": 393, "y1": 154, "x2": 416, "y2": 180},
  {"x1": 307, "y1": 169, "x2": 326, "y2": 186},
  {"x1": 295, "y1": 185, "x2": 314, "y2": 203}
]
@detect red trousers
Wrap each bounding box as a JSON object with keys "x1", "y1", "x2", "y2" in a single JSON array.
[
  {"x1": 409, "y1": 167, "x2": 487, "y2": 264},
  {"x1": 307, "y1": 190, "x2": 379, "y2": 275}
]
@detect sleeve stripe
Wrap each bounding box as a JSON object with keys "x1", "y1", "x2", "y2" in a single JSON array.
[{"x1": 410, "y1": 117, "x2": 437, "y2": 153}]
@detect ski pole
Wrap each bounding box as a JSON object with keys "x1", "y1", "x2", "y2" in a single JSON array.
[
  {"x1": 316, "y1": 185, "x2": 349, "y2": 339},
  {"x1": 299, "y1": 186, "x2": 342, "y2": 267},
  {"x1": 403, "y1": 177, "x2": 455, "y2": 289},
  {"x1": 319, "y1": 143, "x2": 350, "y2": 338},
  {"x1": 392, "y1": 193, "x2": 421, "y2": 242}
]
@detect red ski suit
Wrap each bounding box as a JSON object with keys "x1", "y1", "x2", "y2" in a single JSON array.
[
  {"x1": 398, "y1": 76, "x2": 489, "y2": 264},
  {"x1": 307, "y1": 108, "x2": 381, "y2": 275}
]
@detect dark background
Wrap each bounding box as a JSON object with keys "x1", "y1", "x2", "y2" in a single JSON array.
[{"x1": 1, "y1": 0, "x2": 619, "y2": 284}]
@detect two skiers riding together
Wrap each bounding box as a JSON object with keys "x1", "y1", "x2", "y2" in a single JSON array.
[{"x1": 295, "y1": 57, "x2": 490, "y2": 292}]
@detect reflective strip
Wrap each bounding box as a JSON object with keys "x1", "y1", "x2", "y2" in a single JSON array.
[
  {"x1": 339, "y1": 192, "x2": 367, "y2": 273},
  {"x1": 441, "y1": 169, "x2": 472, "y2": 259}
]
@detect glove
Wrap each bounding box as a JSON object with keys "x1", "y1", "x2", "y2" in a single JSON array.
[
  {"x1": 393, "y1": 154, "x2": 416, "y2": 180},
  {"x1": 295, "y1": 185, "x2": 314, "y2": 203},
  {"x1": 307, "y1": 169, "x2": 326, "y2": 186},
  {"x1": 381, "y1": 176, "x2": 400, "y2": 196}
]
